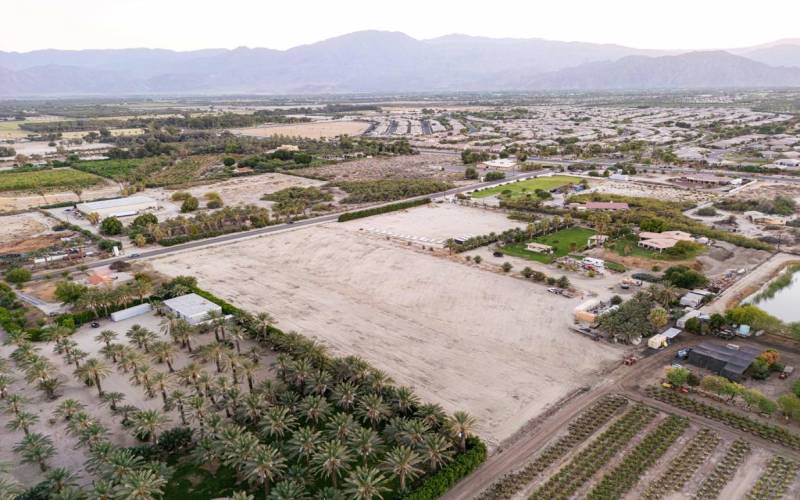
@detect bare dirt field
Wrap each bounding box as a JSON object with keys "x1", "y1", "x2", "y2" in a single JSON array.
[
  {"x1": 0, "y1": 211, "x2": 61, "y2": 252},
  {"x1": 149, "y1": 220, "x2": 620, "y2": 447},
  {"x1": 347, "y1": 202, "x2": 523, "y2": 245},
  {"x1": 158, "y1": 172, "x2": 328, "y2": 209},
  {"x1": 591, "y1": 180, "x2": 719, "y2": 204},
  {"x1": 231, "y1": 120, "x2": 370, "y2": 139},
  {"x1": 0, "y1": 183, "x2": 119, "y2": 212},
  {"x1": 292, "y1": 152, "x2": 464, "y2": 182}
]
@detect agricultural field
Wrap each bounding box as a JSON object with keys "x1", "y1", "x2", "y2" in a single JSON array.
[
  {"x1": 0, "y1": 120, "x2": 29, "y2": 140},
  {"x1": 0, "y1": 168, "x2": 105, "y2": 193},
  {"x1": 470, "y1": 175, "x2": 582, "y2": 199},
  {"x1": 501, "y1": 227, "x2": 596, "y2": 264},
  {"x1": 71, "y1": 159, "x2": 147, "y2": 181},
  {"x1": 478, "y1": 393, "x2": 800, "y2": 500},
  {"x1": 149, "y1": 213, "x2": 620, "y2": 448},
  {"x1": 231, "y1": 120, "x2": 370, "y2": 139}
]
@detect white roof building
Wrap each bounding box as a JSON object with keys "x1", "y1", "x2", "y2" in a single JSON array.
[
  {"x1": 163, "y1": 293, "x2": 222, "y2": 325},
  {"x1": 76, "y1": 196, "x2": 159, "y2": 218},
  {"x1": 481, "y1": 158, "x2": 517, "y2": 170}
]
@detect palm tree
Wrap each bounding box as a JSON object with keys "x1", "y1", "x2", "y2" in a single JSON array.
[
  {"x1": 79, "y1": 358, "x2": 112, "y2": 397},
  {"x1": 95, "y1": 330, "x2": 118, "y2": 349},
  {"x1": 14, "y1": 432, "x2": 55, "y2": 472},
  {"x1": 332, "y1": 382, "x2": 358, "y2": 411},
  {"x1": 393, "y1": 387, "x2": 420, "y2": 415},
  {"x1": 196, "y1": 342, "x2": 231, "y2": 373},
  {"x1": 416, "y1": 403, "x2": 446, "y2": 429},
  {"x1": 150, "y1": 371, "x2": 172, "y2": 406},
  {"x1": 398, "y1": 419, "x2": 430, "y2": 448},
  {"x1": 170, "y1": 389, "x2": 189, "y2": 425},
  {"x1": 3, "y1": 394, "x2": 26, "y2": 416},
  {"x1": 130, "y1": 409, "x2": 171, "y2": 444},
  {"x1": 301, "y1": 394, "x2": 330, "y2": 425},
  {"x1": 244, "y1": 444, "x2": 287, "y2": 498},
  {"x1": 100, "y1": 391, "x2": 125, "y2": 412},
  {"x1": 53, "y1": 399, "x2": 86, "y2": 421},
  {"x1": 382, "y1": 446, "x2": 422, "y2": 492},
  {"x1": 447, "y1": 411, "x2": 476, "y2": 452},
  {"x1": 228, "y1": 324, "x2": 246, "y2": 354},
  {"x1": 188, "y1": 395, "x2": 208, "y2": 436},
  {"x1": 113, "y1": 468, "x2": 166, "y2": 500},
  {"x1": 239, "y1": 357, "x2": 258, "y2": 392},
  {"x1": 288, "y1": 426, "x2": 320, "y2": 463},
  {"x1": 344, "y1": 465, "x2": 388, "y2": 500},
  {"x1": 45, "y1": 467, "x2": 79, "y2": 494},
  {"x1": 349, "y1": 426, "x2": 383, "y2": 465},
  {"x1": 420, "y1": 433, "x2": 453, "y2": 471},
  {"x1": 178, "y1": 362, "x2": 204, "y2": 393},
  {"x1": 261, "y1": 406, "x2": 297, "y2": 440},
  {"x1": 312, "y1": 440, "x2": 352, "y2": 488},
  {"x1": 269, "y1": 480, "x2": 308, "y2": 500},
  {"x1": 7, "y1": 411, "x2": 39, "y2": 436},
  {"x1": 150, "y1": 341, "x2": 176, "y2": 372},
  {"x1": 0, "y1": 374, "x2": 14, "y2": 400},
  {"x1": 253, "y1": 312, "x2": 275, "y2": 343},
  {"x1": 358, "y1": 394, "x2": 390, "y2": 427},
  {"x1": 325, "y1": 412, "x2": 357, "y2": 442}
]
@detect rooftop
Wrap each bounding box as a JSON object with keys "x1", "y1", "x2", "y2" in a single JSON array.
[
  {"x1": 77, "y1": 196, "x2": 157, "y2": 211},
  {"x1": 163, "y1": 293, "x2": 221, "y2": 318}
]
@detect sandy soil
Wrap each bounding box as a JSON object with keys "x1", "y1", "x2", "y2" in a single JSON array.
[
  {"x1": 166, "y1": 172, "x2": 327, "y2": 208},
  {"x1": 292, "y1": 153, "x2": 463, "y2": 182},
  {"x1": 590, "y1": 181, "x2": 719, "y2": 204},
  {"x1": 716, "y1": 449, "x2": 771, "y2": 499},
  {"x1": 347, "y1": 203, "x2": 524, "y2": 245},
  {"x1": 231, "y1": 120, "x2": 370, "y2": 139},
  {"x1": 0, "y1": 211, "x2": 61, "y2": 253},
  {"x1": 0, "y1": 183, "x2": 119, "y2": 213},
  {"x1": 0, "y1": 311, "x2": 277, "y2": 487},
  {"x1": 149, "y1": 221, "x2": 620, "y2": 447}
]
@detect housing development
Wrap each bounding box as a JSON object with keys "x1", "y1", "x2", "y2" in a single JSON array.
[{"x1": 3, "y1": 20, "x2": 800, "y2": 500}]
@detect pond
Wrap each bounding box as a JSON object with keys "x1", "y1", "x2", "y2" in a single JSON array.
[{"x1": 745, "y1": 265, "x2": 800, "y2": 323}]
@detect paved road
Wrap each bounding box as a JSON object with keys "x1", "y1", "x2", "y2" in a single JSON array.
[{"x1": 39, "y1": 168, "x2": 552, "y2": 276}]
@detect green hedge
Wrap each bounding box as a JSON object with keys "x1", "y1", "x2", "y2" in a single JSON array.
[
  {"x1": 338, "y1": 198, "x2": 431, "y2": 222},
  {"x1": 402, "y1": 436, "x2": 487, "y2": 500},
  {"x1": 187, "y1": 286, "x2": 244, "y2": 316}
]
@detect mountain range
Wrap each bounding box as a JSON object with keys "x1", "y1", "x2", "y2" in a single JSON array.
[{"x1": 2, "y1": 31, "x2": 800, "y2": 96}]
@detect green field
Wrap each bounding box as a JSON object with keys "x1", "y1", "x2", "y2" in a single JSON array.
[
  {"x1": 471, "y1": 175, "x2": 581, "y2": 199},
  {"x1": 502, "y1": 227, "x2": 596, "y2": 263},
  {"x1": 72, "y1": 158, "x2": 145, "y2": 181},
  {"x1": 0, "y1": 167, "x2": 105, "y2": 192}
]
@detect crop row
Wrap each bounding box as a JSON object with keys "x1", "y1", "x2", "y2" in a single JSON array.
[
  {"x1": 646, "y1": 386, "x2": 800, "y2": 450},
  {"x1": 746, "y1": 456, "x2": 798, "y2": 500},
  {"x1": 692, "y1": 439, "x2": 752, "y2": 500},
  {"x1": 478, "y1": 394, "x2": 628, "y2": 499},
  {"x1": 528, "y1": 404, "x2": 656, "y2": 500},
  {"x1": 586, "y1": 414, "x2": 689, "y2": 500},
  {"x1": 642, "y1": 428, "x2": 720, "y2": 499}
]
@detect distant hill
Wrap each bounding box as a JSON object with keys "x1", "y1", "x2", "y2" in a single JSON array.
[
  {"x1": 527, "y1": 51, "x2": 800, "y2": 90},
  {"x1": 0, "y1": 32, "x2": 799, "y2": 96}
]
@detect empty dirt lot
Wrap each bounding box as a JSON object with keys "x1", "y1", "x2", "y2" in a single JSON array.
[
  {"x1": 292, "y1": 152, "x2": 463, "y2": 182},
  {"x1": 231, "y1": 120, "x2": 370, "y2": 139},
  {"x1": 150, "y1": 215, "x2": 620, "y2": 447}
]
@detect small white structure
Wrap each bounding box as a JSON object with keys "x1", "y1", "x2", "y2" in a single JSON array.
[
  {"x1": 111, "y1": 303, "x2": 153, "y2": 322},
  {"x1": 582, "y1": 257, "x2": 605, "y2": 271},
  {"x1": 526, "y1": 242, "x2": 554, "y2": 254},
  {"x1": 481, "y1": 158, "x2": 517, "y2": 170},
  {"x1": 648, "y1": 334, "x2": 667, "y2": 349},
  {"x1": 775, "y1": 158, "x2": 800, "y2": 169},
  {"x1": 680, "y1": 292, "x2": 706, "y2": 309},
  {"x1": 609, "y1": 173, "x2": 629, "y2": 182},
  {"x1": 77, "y1": 196, "x2": 159, "y2": 218},
  {"x1": 163, "y1": 293, "x2": 222, "y2": 325}
]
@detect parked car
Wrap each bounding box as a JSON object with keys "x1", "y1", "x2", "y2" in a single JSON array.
[
  {"x1": 676, "y1": 348, "x2": 692, "y2": 360},
  {"x1": 492, "y1": 251, "x2": 504, "y2": 258}
]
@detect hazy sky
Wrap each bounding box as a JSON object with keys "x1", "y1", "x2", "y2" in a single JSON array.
[{"x1": 3, "y1": 0, "x2": 800, "y2": 52}]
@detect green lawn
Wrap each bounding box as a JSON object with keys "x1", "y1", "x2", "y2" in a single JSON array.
[
  {"x1": 470, "y1": 175, "x2": 581, "y2": 199},
  {"x1": 607, "y1": 235, "x2": 705, "y2": 261},
  {"x1": 502, "y1": 227, "x2": 596, "y2": 263}
]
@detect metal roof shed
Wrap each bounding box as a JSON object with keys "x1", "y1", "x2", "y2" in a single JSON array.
[
  {"x1": 163, "y1": 293, "x2": 222, "y2": 325},
  {"x1": 687, "y1": 342, "x2": 761, "y2": 381}
]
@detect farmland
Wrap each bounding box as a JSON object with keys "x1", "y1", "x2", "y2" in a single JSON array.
[
  {"x1": 470, "y1": 175, "x2": 582, "y2": 199},
  {"x1": 501, "y1": 227, "x2": 596, "y2": 263},
  {"x1": 149, "y1": 212, "x2": 620, "y2": 448},
  {"x1": 71, "y1": 158, "x2": 147, "y2": 181},
  {"x1": 232, "y1": 120, "x2": 371, "y2": 139},
  {"x1": 0, "y1": 167, "x2": 105, "y2": 192}
]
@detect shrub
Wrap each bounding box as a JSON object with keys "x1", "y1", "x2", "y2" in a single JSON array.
[
  {"x1": 663, "y1": 265, "x2": 708, "y2": 289},
  {"x1": 666, "y1": 367, "x2": 690, "y2": 387},
  {"x1": 522, "y1": 267, "x2": 533, "y2": 278},
  {"x1": 171, "y1": 191, "x2": 191, "y2": 202},
  {"x1": 403, "y1": 437, "x2": 486, "y2": 500},
  {"x1": 464, "y1": 167, "x2": 478, "y2": 180},
  {"x1": 99, "y1": 216, "x2": 123, "y2": 236},
  {"x1": 696, "y1": 207, "x2": 718, "y2": 217},
  {"x1": 5, "y1": 267, "x2": 31, "y2": 284},
  {"x1": 181, "y1": 196, "x2": 199, "y2": 212},
  {"x1": 484, "y1": 171, "x2": 505, "y2": 181},
  {"x1": 222, "y1": 157, "x2": 236, "y2": 167},
  {"x1": 338, "y1": 198, "x2": 430, "y2": 222},
  {"x1": 131, "y1": 213, "x2": 158, "y2": 228},
  {"x1": 501, "y1": 262, "x2": 513, "y2": 272}
]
